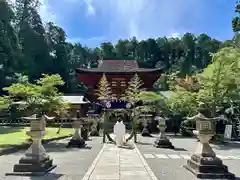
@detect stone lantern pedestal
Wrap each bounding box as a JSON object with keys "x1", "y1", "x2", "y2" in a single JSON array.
[
  {"x1": 7, "y1": 114, "x2": 56, "y2": 176},
  {"x1": 67, "y1": 118, "x2": 86, "y2": 148},
  {"x1": 184, "y1": 118, "x2": 235, "y2": 179},
  {"x1": 141, "y1": 116, "x2": 152, "y2": 137},
  {"x1": 154, "y1": 117, "x2": 174, "y2": 149},
  {"x1": 81, "y1": 120, "x2": 89, "y2": 141}
]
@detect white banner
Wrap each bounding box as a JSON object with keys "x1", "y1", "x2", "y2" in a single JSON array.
[{"x1": 224, "y1": 125, "x2": 232, "y2": 140}]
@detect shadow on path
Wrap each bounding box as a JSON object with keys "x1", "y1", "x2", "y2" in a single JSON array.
[
  {"x1": 29, "y1": 173, "x2": 64, "y2": 180},
  {"x1": 213, "y1": 142, "x2": 240, "y2": 150},
  {"x1": 136, "y1": 141, "x2": 153, "y2": 146},
  {"x1": 0, "y1": 126, "x2": 25, "y2": 134},
  {"x1": 173, "y1": 147, "x2": 187, "y2": 152},
  {"x1": 45, "y1": 142, "x2": 93, "y2": 152}
]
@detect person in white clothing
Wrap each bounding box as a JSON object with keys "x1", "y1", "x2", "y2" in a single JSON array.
[{"x1": 114, "y1": 118, "x2": 126, "y2": 147}]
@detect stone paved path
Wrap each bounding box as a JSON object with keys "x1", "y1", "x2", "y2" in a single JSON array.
[
  {"x1": 143, "y1": 153, "x2": 240, "y2": 160},
  {"x1": 82, "y1": 142, "x2": 158, "y2": 180},
  {"x1": 0, "y1": 137, "x2": 103, "y2": 180}
]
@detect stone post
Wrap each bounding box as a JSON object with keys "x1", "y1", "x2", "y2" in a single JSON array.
[
  {"x1": 67, "y1": 110, "x2": 86, "y2": 148},
  {"x1": 7, "y1": 114, "x2": 56, "y2": 176},
  {"x1": 184, "y1": 106, "x2": 235, "y2": 179},
  {"x1": 154, "y1": 116, "x2": 174, "y2": 149}
]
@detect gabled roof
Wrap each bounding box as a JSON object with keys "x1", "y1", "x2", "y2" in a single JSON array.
[{"x1": 76, "y1": 60, "x2": 162, "y2": 73}]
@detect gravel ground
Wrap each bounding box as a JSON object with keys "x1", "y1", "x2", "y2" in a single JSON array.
[{"x1": 0, "y1": 136, "x2": 103, "y2": 180}]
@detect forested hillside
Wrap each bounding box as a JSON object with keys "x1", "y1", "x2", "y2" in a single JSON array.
[{"x1": 0, "y1": 0, "x2": 237, "y2": 93}]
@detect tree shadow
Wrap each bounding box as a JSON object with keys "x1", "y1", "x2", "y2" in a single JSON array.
[
  {"x1": 45, "y1": 142, "x2": 92, "y2": 152},
  {"x1": 29, "y1": 172, "x2": 64, "y2": 180},
  {"x1": 136, "y1": 141, "x2": 153, "y2": 145},
  {"x1": 213, "y1": 142, "x2": 240, "y2": 150},
  {"x1": 0, "y1": 126, "x2": 25, "y2": 134},
  {"x1": 173, "y1": 147, "x2": 187, "y2": 151},
  {"x1": 120, "y1": 145, "x2": 135, "y2": 150},
  {"x1": 166, "y1": 134, "x2": 197, "y2": 139}
]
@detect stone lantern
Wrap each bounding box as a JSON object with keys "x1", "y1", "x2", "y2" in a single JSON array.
[
  {"x1": 184, "y1": 103, "x2": 235, "y2": 179},
  {"x1": 7, "y1": 114, "x2": 56, "y2": 175},
  {"x1": 67, "y1": 110, "x2": 86, "y2": 148},
  {"x1": 154, "y1": 116, "x2": 174, "y2": 149}
]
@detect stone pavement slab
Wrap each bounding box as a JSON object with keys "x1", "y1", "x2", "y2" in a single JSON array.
[
  {"x1": 82, "y1": 141, "x2": 158, "y2": 180},
  {"x1": 137, "y1": 134, "x2": 240, "y2": 180},
  {"x1": 0, "y1": 136, "x2": 103, "y2": 180}
]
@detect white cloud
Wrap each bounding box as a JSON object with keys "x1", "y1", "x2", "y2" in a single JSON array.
[
  {"x1": 170, "y1": 32, "x2": 181, "y2": 38},
  {"x1": 86, "y1": 0, "x2": 205, "y2": 40},
  {"x1": 84, "y1": 0, "x2": 96, "y2": 16},
  {"x1": 8, "y1": 0, "x2": 207, "y2": 45},
  {"x1": 38, "y1": 0, "x2": 56, "y2": 23},
  {"x1": 7, "y1": 0, "x2": 56, "y2": 23},
  {"x1": 67, "y1": 36, "x2": 106, "y2": 47}
]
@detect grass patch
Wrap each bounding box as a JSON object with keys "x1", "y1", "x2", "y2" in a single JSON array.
[{"x1": 0, "y1": 126, "x2": 73, "y2": 148}]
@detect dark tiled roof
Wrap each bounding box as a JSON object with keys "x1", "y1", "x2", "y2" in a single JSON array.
[{"x1": 76, "y1": 60, "x2": 162, "y2": 73}]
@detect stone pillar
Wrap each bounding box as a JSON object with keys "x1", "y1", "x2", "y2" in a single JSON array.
[
  {"x1": 154, "y1": 116, "x2": 174, "y2": 149},
  {"x1": 141, "y1": 117, "x2": 152, "y2": 137},
  {"x1": 7, "y1": 114, "x2": 56, "y2": 176},
  {"x1": 67, "y1": 111, "x2": 86, "y2": 148},
  {"x1": 81, "y1": 119, "x2": 89, "y2": 141},
  {"x1": 184, "y1": 115, "x2": 235, "y2": 179}
]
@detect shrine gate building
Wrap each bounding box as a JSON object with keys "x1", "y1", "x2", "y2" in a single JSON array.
[{"x1": 75, "y1": 60, "x2": 162, "y2": 102}]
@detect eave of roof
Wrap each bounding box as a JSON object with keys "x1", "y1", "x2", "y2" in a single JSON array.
[{"x1": 75, "y1": 68, "x2": 162, "y2": 74}]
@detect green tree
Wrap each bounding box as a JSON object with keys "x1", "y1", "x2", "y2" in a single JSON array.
[
  {"x1": 15, "y1": 0, "x2": 51, "y2": 79},
  {"x1": 0, "y1": 0, "x2": 20, "y2": 88},
  {"x1": 232, "y1": 1, "x2": 240, "y2": 46},
  {"x1": 100, "y1": 42, "x2": 116, "y2": 59},
  {"x1": 3, "y1": 74, "x2": 69, "y2": 116},
  {"x1": 197, "y1": 47, "x2": 240, "y2": 117}
]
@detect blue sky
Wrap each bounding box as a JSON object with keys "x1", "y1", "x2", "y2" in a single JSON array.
[{"x1": 35, "y1": 0, "x2": 236, "y2": 47}]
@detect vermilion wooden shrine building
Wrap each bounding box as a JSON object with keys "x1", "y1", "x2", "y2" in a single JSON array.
[{"x1": 76, "y1": 60, "x2": 162, "y2": 102}]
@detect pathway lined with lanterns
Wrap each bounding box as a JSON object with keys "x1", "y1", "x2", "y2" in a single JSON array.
[{"x1": 82, "y1": 135, "x2": 158, "y2": 180}]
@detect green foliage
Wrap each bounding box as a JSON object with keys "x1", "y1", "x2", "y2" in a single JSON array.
[
  {"x1": 0, "y1": 0, "x2": 233, "y2": 95},
  {"x1": 0, "y1": 96, "x2": 9, "y2": 109},
  {"x1": 233, "y1": 1, "x2": 240, "y2": 32},
  {"x1": 3, "y1": 74, "x2": 69, "y2": 116},
  {"x1": 167, "y1": 47, "x2": 240, "y2": 118},
  {"x1": 197, "y1": 47, "x2": 240, "y2": 116},
  {"x1": 166, "y1": 90, "x2": 198, "y2": 116},
  {"x1": 138, "y1": 91, "x2": 164, "y2": 103}
]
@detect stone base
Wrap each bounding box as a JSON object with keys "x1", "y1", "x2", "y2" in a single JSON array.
[
  {"x1": 67, "y1": 138, "x2": 86, "y2": 148},
  {"x1": 141, "y1": 128, "x2": 151, "y2": 137},
  {"x1": 184, "y1": 154, "x2": 235, "y2": 179},
  {"x1": 90, "y1": 130, "x2": 99, "y2": 136},
  {"x1": 6, "y1": 156, "x2": 56, "y2": 176},
  {"x1": 154, "y1": 138, "x2": 174, "y2": 149}
]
